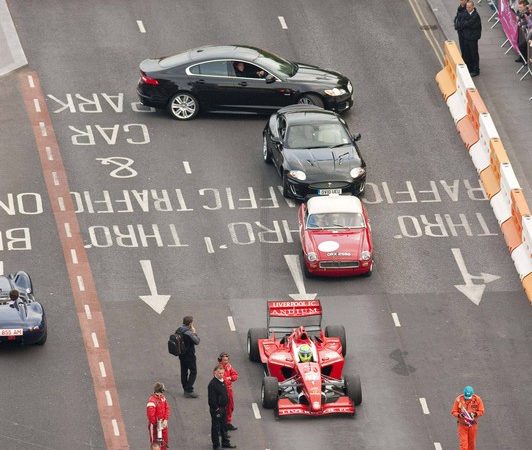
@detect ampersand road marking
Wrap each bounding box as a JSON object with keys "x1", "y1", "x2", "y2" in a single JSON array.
[{"x1": 96, "y1": 157, "x2": 138, "y2": 178}]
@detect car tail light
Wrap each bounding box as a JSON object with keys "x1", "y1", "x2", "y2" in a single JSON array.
[{"x1": 140, "y1": 71, "x2": 159, "y2": 85}]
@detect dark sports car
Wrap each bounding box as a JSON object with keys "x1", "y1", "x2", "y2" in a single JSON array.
[
  {"x1": 0, "y1": 271, "x2": 47, "y2": 346},
  {"x1": 262, "y1": 105, "x2": 366, "y2": 200},
  {"x1": 137, "y1": 45, "x2": 353, "y2": 120}
]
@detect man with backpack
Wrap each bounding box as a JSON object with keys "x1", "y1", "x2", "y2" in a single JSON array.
[{"x1": 175, "y1": 316, "x2": 200, "y2": 398}]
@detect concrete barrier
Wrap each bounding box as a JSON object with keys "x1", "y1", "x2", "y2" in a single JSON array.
[{"x1": 436, "y1": 40, "x2": 532, "y2": 303}]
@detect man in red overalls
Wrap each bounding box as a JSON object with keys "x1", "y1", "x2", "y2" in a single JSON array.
[
  {"x1": 451, "y1": 385, "x2": 485, "y2": 450},
  {"x1": 147, "y1": 382, "x2": 170, "y2": 450},
  {"x1": 218, "y1": 352, "x2": 239, "y2": 430}
]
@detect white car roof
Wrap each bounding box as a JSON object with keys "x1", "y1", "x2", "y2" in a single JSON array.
[{"x1": 307, "y1": 195, "x2": 363, "y2": 215}]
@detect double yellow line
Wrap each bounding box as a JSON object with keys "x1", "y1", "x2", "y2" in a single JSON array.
[{"x1": 408, "y1": 0, "x2": 445, "y2": 67}]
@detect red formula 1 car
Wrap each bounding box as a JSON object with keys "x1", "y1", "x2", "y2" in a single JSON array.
[
  {"x1": 298, "y1": 194, "x2": 373, "y2": 277},
  {"x1": 247, "y1": 299, "x2": 362, "y2": 417}
]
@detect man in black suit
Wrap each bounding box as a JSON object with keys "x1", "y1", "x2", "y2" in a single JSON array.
[
  {"x1": 208, "y1": 365, "x2": 236, "y2": 449},
  {"x1": 457, "y1": 1, "x2": 482, "y2": 77},
  {"x1": 454, "y1": 0, "x2": 468, "y2": 58}
]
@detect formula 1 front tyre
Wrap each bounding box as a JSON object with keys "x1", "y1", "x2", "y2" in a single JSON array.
[
  {"x1": 261, "y1": 376, "x2": 279, "y2": 409},
  {"x1": 344, "y1": 374, "x2": 362, "y2": 406}
]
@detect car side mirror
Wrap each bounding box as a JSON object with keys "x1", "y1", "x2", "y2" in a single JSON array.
[
  {"x1": 353, "y1": 133, "x2": 362, "y2": 142},
  {"x1": 265, "y1": 74, "x2": 276, "y2": 84}
]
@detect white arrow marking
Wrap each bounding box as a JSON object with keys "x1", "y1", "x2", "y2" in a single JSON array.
[
  {"x1": 139, "y1": 260, "x2": 170, "y2": 314},
  {"x1": 284, "y1": 255, "x2": 317, "y2": 301},
  {"x1": 0, "y1": 261, "x2": 3, "y2": 276},
  {"x1": 452, "y1": 248, "x2": 499, "y2": 305}
]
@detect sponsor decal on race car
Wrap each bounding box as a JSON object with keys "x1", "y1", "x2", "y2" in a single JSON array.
[
  {"x1": 278, "y1": 406, "x2": 354, "y2": 415},
  {"x1": 268, "y1": 300, "x2": 322, "y2": 317},
  {"x1": 270, "y1": 300, "x2": 320, "y2": 308},
  {"x1": 0, "y1": 328, "x2": 23, "y2": 336},
  {"x1": 322, "y1": 406, "x2": 354, "y2": 414},
  {"x1": 326, "y1": 252, "x2": 352, "y2": 256},
  {"x1": 279, "y1": 408, "x2": 313, "y2": 415}
]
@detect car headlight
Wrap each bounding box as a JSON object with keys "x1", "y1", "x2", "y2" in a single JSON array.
[
  {"x1": 307, "y1": 252, "x2": 318, "y2": 262},
  {"x1": 287, "y1": 170, "x2": 307, "y2": 181},
  {"x1": 347, "y1": 81, "x2": 353, "y2": 94},
  {"x1": 350, "y1": 167, "x2": 365, "y2": 178},
  {"x1": 324, "y1": 88, "x2": 347, "y2": 97},
  {"x1": 361, "y1": 251, "x2": 371, "y2": 261}
]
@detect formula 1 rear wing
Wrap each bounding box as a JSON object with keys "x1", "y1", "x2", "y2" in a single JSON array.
[{"x1": 266, "y1": 300, "x2": 322, "y2": 333}]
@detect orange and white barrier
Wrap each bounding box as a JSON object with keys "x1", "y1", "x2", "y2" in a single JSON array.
[
  {"x1": 436, "y1": 40, "x2": 532, "y2": 303},
  {"x1": 471, "y1": 113, "x2": 499, "y2": 174},
  {"x1": 448, "y1": 65, "x2": 475, "y2": 123},
  {"x1": 435, "y1": 40, "x2": 463, "y2": 100}
]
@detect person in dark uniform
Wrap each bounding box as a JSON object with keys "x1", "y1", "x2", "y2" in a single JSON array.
[
  {"x1": 176, "y1": 316, "x2": 200, "y2": 398},
  {"x1": 458, "y1": 1, "x2": 482, "y2": 77},
  {"x1": 208, "y1": 365, "x2": 236, "y2": 449},
  {"x1": 454, "y1": 0, "x2": 468, "y2": 59}
]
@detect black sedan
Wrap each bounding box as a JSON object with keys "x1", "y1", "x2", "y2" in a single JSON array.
[
  {"x1": 263, "y1": 105, "x2": 366, "y2": 200},
  {"x1": 137, "y1": 45, "x2": 353, "y2": 120},
  {"x1": 0, "y1": 271, "x2": 47, "y2": 346}
]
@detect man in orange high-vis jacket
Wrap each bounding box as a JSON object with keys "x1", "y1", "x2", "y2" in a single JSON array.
[
  {"x1": 218, "y1": 352, "x2": 239, "y2": 431},
  {"x1": 147, "y1": 382, "x2": 170, "y2": 450},
  {"x1": 451, "y1": 386, "x2": 485, "y2": 450}
]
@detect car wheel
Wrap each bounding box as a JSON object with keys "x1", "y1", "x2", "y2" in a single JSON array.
[
  {"x1": 262, "y1": 135, "x2": 272, "y2": 163},
  {"x1": 35, "y1": 328, "x2": 47, "y2": 346},
  {"x1": 261, "y1": 376, "x2": 279, "y2": 409},
  {"x1": 325, "y1": 325, "x2": 346, "y2": 356},
  {"x1": 167, "y1": 92, "x2": 199, "y2": 120},
  {"x1": 344, "y1": 374, "x2": 362, "y2": 406},
  {"x1": 298, "y1": 93, "x2": 324, "y2": 108},
  {"x1": 247, "y1": 328, "x2": 269, "y2": 362}
]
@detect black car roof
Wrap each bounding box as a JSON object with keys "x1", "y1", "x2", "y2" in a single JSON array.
[
  {"x1": 188, "y1": 45, "x2": 262, "y2": 62},
  {"x1": 281, "y1": 107, "x2": 341, "y2": 126}
]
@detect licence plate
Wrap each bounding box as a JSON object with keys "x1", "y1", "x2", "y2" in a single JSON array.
[
  {"x1": 0, "y1": 328, "x2": 23, "y2": 336},
  {"x1": 318, "y1": 189, "x2": 342, "y2": 195}
]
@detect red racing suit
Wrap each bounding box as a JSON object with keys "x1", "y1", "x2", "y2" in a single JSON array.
[
  {"x1": 222, "y1": 362, "x2": 239, "y2": 423},
  {"x1": 147, "y1": 393, "x2": 170, "y2": 450}
]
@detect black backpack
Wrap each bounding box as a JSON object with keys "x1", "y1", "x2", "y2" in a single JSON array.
[{"x1": 168, "y1": 329, "x2": 187, "y2": 356}]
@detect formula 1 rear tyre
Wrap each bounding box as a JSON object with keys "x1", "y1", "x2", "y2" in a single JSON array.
[
  {"x1": 325, "y1": 325, "x2": 346, "y2": 356},
  {"x1": 247, "y1": 328, "x2": 268, "y2": 362}
]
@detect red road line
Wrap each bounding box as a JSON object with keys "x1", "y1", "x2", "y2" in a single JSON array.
[{"x1": 19, "y1": 71, "x2": 129, "y2": 450}]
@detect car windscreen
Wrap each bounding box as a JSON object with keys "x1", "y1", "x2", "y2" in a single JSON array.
[
  {"x1": 255, "y1": 50, "x2": 297, "y2": 77},
  {"x1": 286, "y1": 123, "x2": 351, "y2": 149},
  {"x1": 307, "y1": 212, "x2": 365, "y2": 229},
  {"x1": 0, "y1": 277, "x2": 11, "y2": 294}
]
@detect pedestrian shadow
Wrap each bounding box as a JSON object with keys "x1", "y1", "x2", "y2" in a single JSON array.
[{"x1": 389, "y1": 349, "x2": 416, "y2": 376}]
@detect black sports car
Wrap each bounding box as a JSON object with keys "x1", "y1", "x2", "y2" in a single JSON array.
[
  {"x1": 263, "y1": 105, "x2": 366, "y2": 200},
  {"x1": 137, "y1": 45, "x2": 353, "y2": 120},
  {"x1": 0, "y1": 271, "x2": 47, "y2": 345}
]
